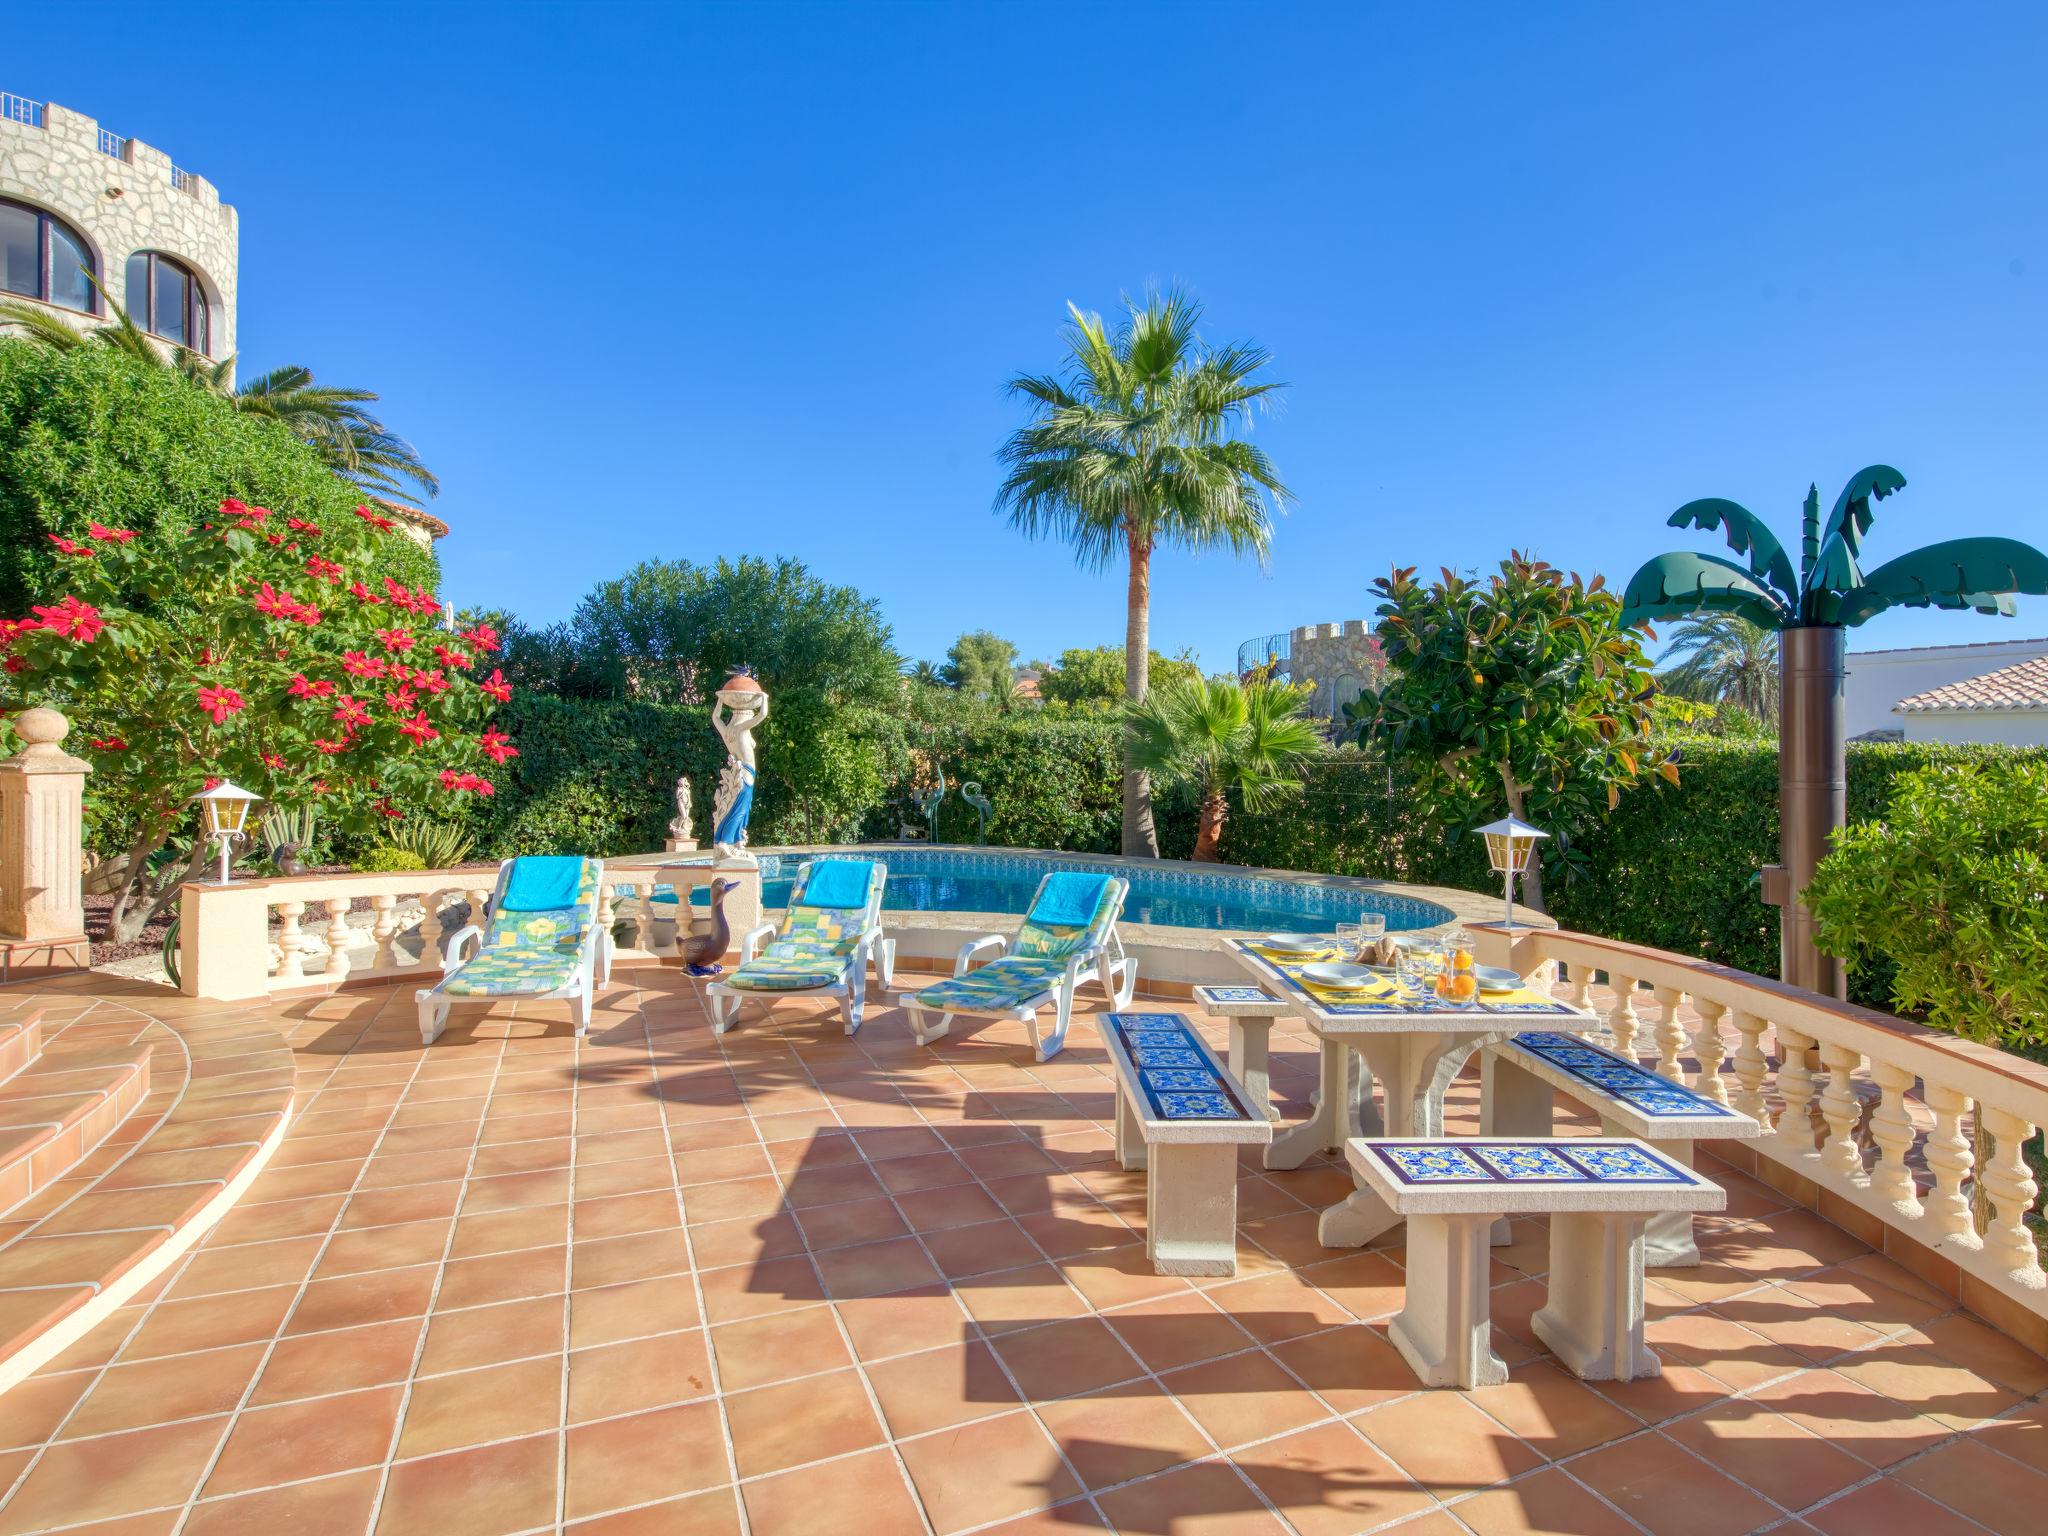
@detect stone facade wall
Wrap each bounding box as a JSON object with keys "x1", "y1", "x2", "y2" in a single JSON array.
[
  {"x1": 1289, "y1": 620, "x2": 1389, "y2": 718},
  {"x1": 0, "y1": 101, "x2": 238, "y2": 371}
]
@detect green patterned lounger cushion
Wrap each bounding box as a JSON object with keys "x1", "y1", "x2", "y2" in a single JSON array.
[
  {"x1": 443, "y1": 942, "x2": 583, "y2": 996},
  {"x1": 913, "y1": 954, "x2": 1071, "y2": 1015},
  {"x1": 724, "y1": 906, "x2": 867, "y2": 992}
]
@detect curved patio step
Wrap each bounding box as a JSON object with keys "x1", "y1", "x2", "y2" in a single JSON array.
[
  {"x1": 0, "y1": 1045, "x2": 152, "y2": 1215},
  {"x1": 0, "y1": 1015, "x2": 42, "y2": 1086},
  {"x1": 0, "y1": 985, "x2": 296, "y2": 1392}
]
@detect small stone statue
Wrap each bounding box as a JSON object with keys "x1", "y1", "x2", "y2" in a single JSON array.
[
  {"x1": 711, "y1": 667, "x2": 769, "y2": 865},
  {"x1": 667, "y1": 776, "x2": 695, "y2": 849}
]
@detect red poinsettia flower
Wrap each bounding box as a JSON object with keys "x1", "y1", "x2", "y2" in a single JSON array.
[
  {"x1": 309, "y1": 779, "x2": 329, "y2": 792},
  {"x1": 264, "y1": 533, "x2": 287, "y2": 547},
  {"x1": 219, "y1": 498, "x2": 267, "y2": 524},
  {"x1": 438, "y1": 769, "x2": 495, "y2": 795},
  {"x1": 287, "y1": 516, "x2": 321, "y2": 534},
  {"x1": 311, "y1": 738, "x2": 349, "y2": 755},
  {"x1": 374, "y1": 797, "x2": 403, "y2": 819},
  {"x1": 253, "y1": 582, "x2": 302, "y2": 621},
  {"x1": 196, "y1": 685, "x2": 246, "y2": 725},
  {"x1": 353, "y1": 504, "x2": 396, "y2": 532},
  {"x1": 478, "y1": 728, "x2": 519, "y2": 764},
  {"x1": 290, "y1": 603, "x2": 322, "y2": 627},
  {"x1": 412, "y1": 667, "x2": 449, "y2": 694},
  {"x1": 32, "y1": 597, "x2": 104, "y2": 642},
  {"x1": 90, "y1": 737, "x2": 127, "y2": 750},
  {"x1": 383, "y1": 685, "x2": 419, "y2": 713},
  {"x1": 287, "y1": 673, "x2": 338, "y2": 699},
  {"x1": 331, "y1": 695, "x2": 373, "y2": 732},
  {"x1": 306, "y1": 556, "x2": 345, "y2": 584},
  {"x1": 0, "y1": 618, "x2": 43, "y2": 646},
  {"x1": 203, "y1": 775, "x2": 224, "y2": 790},
  {"x1": 387, "y1": 662, "x2": 414, "y2": 683},
  {"x1": 86, "y1": 523, "x2": 136, "y2": 542},
  {"x1": 478, "y1": 668, "x2": 511, "y2": 703},
  {"x1": 340, "y1": 650, "x2": 386, "y2": 679},
  {"x1": 432, "y1": 644, "x2": 473, "y2": 671},
  {"x1": 460, "y1": 622, "x2": 502, "y2": 652},
  {"x1": 397, "y1": 711, "x2": 439, "y2": 745},
  {"x1": 261, "y1": 751, "x2": 287, "y2": 770},
  {"x1": 46, "y1": 535, "x2": 96, "y2": 558},
  {"x1": 347, "y1": 581, "x2": 385, "y2": 605},
  {"x1": 375, "y1": 627, "x2": 416, "y2": 654}
]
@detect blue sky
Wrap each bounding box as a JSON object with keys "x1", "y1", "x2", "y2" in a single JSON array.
[{"x1": 13, "y1": 3, "x2": 2046, "y2": 672}]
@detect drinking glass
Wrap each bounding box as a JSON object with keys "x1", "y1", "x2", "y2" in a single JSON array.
[
  {"x1": 1336, "y1": 923, "x2": 1363, "y2": 960},
  {"x1": 1355, "y1": 914, "x2": 1386, "y2": 961}
]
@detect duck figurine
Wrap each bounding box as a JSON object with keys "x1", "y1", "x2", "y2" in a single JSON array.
[{"x1": 681, "y1": 878, "x2": 739, "y2": 976}]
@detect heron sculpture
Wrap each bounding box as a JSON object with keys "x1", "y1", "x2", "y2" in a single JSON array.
[{"x1": 960, "y1": 782, "x2": 993, "y2": 844}]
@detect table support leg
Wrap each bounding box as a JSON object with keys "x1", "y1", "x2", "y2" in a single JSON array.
[
  {"x1": 1116, "y1": 1085, "x2": 1147, "y2": 1172},
  {"x1": 1628, "y1": 1131, "x2": 1699, "y2": 1268},
  {"x1": 1266, "y1": 1033, "x2": 1360, "y2": 1170},
  {"x1": 1532, "y1": 1212, "x2": 1661, "y2": 1381},
  {"x1": 1387, "y1": 1212, "x2": 1508, "y2": 1388}
]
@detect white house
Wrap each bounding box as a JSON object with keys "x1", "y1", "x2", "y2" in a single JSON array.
[
  {"x1": 1894, "y1": 655, "x2": 2048, "y2": 747},
  {"x1": 1843, "y1": 636, "x2": 2048, "y2": 741}
]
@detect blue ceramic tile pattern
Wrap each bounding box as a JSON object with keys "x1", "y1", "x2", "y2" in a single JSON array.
[
  {"x1": 1510, "y1": 1032, "x2": 1734, "y2": 1119},
  {"x1": 1198, "y1": 985, "x2": 1275, "y2": 1004},
  {"x1": 1369, "y1": 1140, "x2": 1694, "y2": 1186},
  {"x1": 1472, "y1": 1144, "x2": 1583, "y2": 1181},
  {"x1": 1104, "y1": 1012, "x2": 1250, "y2": 1124}
]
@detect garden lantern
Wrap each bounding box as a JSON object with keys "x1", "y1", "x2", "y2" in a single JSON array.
[
  {"x1": 192, "y1": 780, "x2": 261, "y2": 885},
  {"x1": 1476, "y1": 815, "x2": 1548, "y2": 930}
]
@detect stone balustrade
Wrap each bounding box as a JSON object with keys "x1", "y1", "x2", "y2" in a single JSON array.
[
  {"x1": 178, "y1": 859, "x2": 760, "y2": 1003},
  {"x1": 1471, "y1": 923, "x2": 2048, "y2": 1351}
]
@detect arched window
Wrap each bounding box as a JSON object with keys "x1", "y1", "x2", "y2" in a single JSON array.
[
  {"x1": 124, "y1": 251, "x2": 209, "y2": 355},
  {"x1": 0, "y1": 198, "x2": 97, "y2": 314}
]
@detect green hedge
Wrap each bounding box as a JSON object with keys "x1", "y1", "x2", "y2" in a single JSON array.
[
  {"x1": 0, "y1": 341, "x2": 438, "y2": 613},
  {"x1": 467, "y1": 690, "x2": 2041, "y2": 1011}
]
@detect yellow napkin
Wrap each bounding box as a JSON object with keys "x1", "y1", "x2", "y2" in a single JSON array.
[{"x1": 1249, "y1": 944, "x2": 1340, "y2": 963}]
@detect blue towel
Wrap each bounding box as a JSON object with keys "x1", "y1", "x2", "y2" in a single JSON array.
[
  {"x1": 798, "y1": 858, "x2": 875, "y2": 910},
  {"x1": 502, "y1": 856, "x2": 586, "y2": 912},
  {"x1": 1031, "y1": 871, "x2": 1111, "y2": 929}
]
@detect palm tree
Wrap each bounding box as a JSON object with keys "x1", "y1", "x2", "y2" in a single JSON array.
[
  {"x1": 1125, "y1": 678, "x2": 1321, "y2": 861},
  {"x1": 0, "y1": 286, "x2": 437, "y2": 500},
  {"x1": 1656, "y1": 614, "x2": 1780, "y2": 724},
  {"x1": 902, "y1": 659, "x2": 945, "y2": 689},
  {"x1": 1621, "y1": 466, "x2": 2048, "y2": 994},
  {"x1": 997, "y1": 289, "x2": 1290, "y2": 857}
]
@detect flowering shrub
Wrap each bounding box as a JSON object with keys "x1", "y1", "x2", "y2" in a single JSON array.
[{"x1": 1, "y1": 497, "x2": 514, "y2": 938}]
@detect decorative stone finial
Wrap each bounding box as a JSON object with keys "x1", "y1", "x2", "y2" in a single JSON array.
[{"x1": 13, "y1": 708, "x2": 70, "y2": 754}]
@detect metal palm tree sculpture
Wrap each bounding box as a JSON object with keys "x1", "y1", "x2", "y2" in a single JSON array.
[{"x1": 1620, "y1": 466, "x2": 2048, "y2": 996}]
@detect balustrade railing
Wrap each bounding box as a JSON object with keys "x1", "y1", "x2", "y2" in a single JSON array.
[
  {"x1": 1476, "y1": 925, "x2": 2048, "y2": 1330},
  {"x1": 177, "y1": 863, "x2": 730, "y2": 1002},
  {"x1": 0, "y1": 94, "x2": 43, "y2": 129}
]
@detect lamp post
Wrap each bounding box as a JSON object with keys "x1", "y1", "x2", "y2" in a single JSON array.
[
  {"x1": 191, "y1": 781, "x2": 261, "y2": 885},
  {"x1": 1475, "y1": 816, "x2": 1548, "y2": 930}
]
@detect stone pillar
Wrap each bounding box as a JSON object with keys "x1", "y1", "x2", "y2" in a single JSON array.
[{"x1": 0, "y1": 708, "x2": 92, "y2": 976}]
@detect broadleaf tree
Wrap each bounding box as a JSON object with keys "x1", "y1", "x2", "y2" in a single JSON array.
[{"x1": 1359, "y1": 554, "x2": 1675, "y2": 910}]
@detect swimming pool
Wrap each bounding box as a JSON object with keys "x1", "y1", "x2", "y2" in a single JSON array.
[{"x1": 675, "y1": 848, "x2": 1453, "y2": 933}]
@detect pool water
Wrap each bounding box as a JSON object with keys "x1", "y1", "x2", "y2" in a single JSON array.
[{"x1": 678, "y1": 848, "x2": 1451, "y2": 933}]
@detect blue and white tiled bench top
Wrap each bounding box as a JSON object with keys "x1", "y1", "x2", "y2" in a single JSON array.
[
  {"x1": 1347, "y1": 1137, "x2": 1726, "y2": 1216},
  {"x1": 1102, "y1": 1012, "x2": 1272, "y2": 1145},
  {"x1": 1494, "y1": 1032, "x2": 1761, "y2": 1140},
  {"x1": 1194, "y1": 984, "x2": 1290, "y2": 1016}
]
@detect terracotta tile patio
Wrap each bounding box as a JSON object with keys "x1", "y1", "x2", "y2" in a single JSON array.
[{"x1": 0, "y1": 965, "x2": 2042, "y2": 1535}]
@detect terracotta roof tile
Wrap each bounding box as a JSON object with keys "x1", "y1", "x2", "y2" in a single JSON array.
[{"x1": 1894, "y1": 655, "x2": 2048, "y2": 713}]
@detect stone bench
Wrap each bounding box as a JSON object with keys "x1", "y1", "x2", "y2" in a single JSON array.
[
  {"x1": 1347, "y1": 1136, "x2": 1725, "y2": 1388},
  {"x1": 1482, "y1": 1030, "x2": 1760, "y2": 1266},
  {"x1": 1193, "y1": 983, "x2": 1292, "y2": 1122},
  {"x1": 1102, "y1": 1011, "x2": 1274, "y2": 1276}
]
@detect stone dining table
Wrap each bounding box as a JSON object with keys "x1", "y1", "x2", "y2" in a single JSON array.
[{"x1": 1224, "y1": 938, "x2": 1595, "y2": 1247}]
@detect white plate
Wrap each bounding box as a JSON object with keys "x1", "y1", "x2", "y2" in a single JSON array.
[
  {"x1": 1259, "y1": 933, "x2": 1325, "y2": 953},
  {"x1": 1301, "y1": 962, "x2": 1380, "y2": 987},
  {"x1": 1475, "y1": 966, "x2": 1521, "y2": 993}
]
